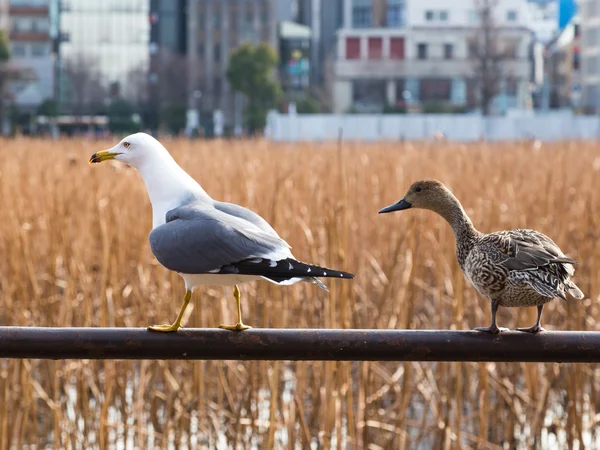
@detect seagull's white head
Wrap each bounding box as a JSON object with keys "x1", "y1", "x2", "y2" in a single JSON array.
[{"x1": 89, "y1": 132, "x2": 169, "y2": 168}]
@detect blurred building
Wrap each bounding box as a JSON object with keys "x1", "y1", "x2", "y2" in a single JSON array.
[
  {"x1": 527, "y1": 0, "x2": 559, "y2": 44},
  {"x1": 57, "y1": 0, "x2": 149, "y2": 104},
  {"x1": 6, "y1": 0, "x2": 55, "y2": 113},
  {"x1": 149, "y1": 0, "x2": 293, "y2": 133},
  {"x1": 333, "y1": 0, "x2": 534, "y2": 114},
  {"x1": 545, "y1": 16, "x2": 580, "y2": 109},
  {"x1": 580, "y1": 0, "x2": 600, "y2": 112},
  {"x1": 296, "y1": 0, "x2": 344, "y2": 86},
  {"x1": 278, "y1": 20, "x2": 311, "y2": 94}
]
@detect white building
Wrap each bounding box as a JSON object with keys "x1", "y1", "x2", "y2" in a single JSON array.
[
  {"x1": 5, "y1": 0, "x2": 56, "y2": 112},
  {"x1": 333, "y1": 0, "x2": 534, "y2": 114},
  {"x1": 58, "y1": 0, "x2": 149, "y2": 88},
  {"x1": 580, "y1": 0, "x2": 600, "y2": 112}
]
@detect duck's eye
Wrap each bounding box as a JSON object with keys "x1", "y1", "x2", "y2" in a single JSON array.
[
  {"x1": 123, "y1": 142, "x2": 131, "y2": 149},
  {"x1": 415, "y1": 187, "x2": 422, "y2": 193}
]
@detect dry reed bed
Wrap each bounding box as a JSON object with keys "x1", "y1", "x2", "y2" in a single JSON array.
[{"x1": 0, "y1": 137, "x2": 599, "y2": 449}]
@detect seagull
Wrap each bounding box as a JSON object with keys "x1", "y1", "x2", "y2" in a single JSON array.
[{"x1": 89, "y1": 133, "x2": 354, "y2": 332}]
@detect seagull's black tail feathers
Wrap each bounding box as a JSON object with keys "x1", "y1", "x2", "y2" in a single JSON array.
[{"x1": 215, "y1": 257, "x2": 354, "y2": 290}]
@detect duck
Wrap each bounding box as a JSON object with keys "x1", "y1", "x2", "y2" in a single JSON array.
[{"x1": 379, "y1": 179, "x2": 584, "y2": 334}]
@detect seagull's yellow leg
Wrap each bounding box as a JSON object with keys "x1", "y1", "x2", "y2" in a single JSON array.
[
  {"x1": 220, "y1": 285, "x2": 252, "y2": 331},
  {"x1": 148, "y1": 289, "x2": 192, "y2": 332}
]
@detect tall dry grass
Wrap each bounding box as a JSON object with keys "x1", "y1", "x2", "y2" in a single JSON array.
[{"x1": 0, "y1": 137, "x2": 599, "y2": 449}]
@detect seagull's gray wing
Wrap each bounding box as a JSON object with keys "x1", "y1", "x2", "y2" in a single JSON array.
[
  {"x1": 214, "y1": 201, "x2": 282, "y2": 236},
  {"x1": 148, "y1": 203, "x2": 291, "y2": 274}
]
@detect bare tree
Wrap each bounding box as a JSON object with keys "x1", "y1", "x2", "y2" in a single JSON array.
[
  {"x1": 63, "y1": 54, "x2": 106, "y2": 115},
  {"x1": 127, "y1": 49, "x2": 190, "y2": 132},
  {"x1": 468, "y1": 0, "x2": 512, "y2": 115}
]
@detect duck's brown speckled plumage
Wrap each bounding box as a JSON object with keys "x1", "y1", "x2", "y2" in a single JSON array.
[{"x1": 380, "y1": 180, "x2": 584, "y2": 334}]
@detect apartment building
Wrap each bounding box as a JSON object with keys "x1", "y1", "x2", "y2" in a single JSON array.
[
  {"x1": 580, "y1": 0, "x2": 600, "y2": 112},
  {"x1": 7, "y1": 0, "x2": 55, "y2": 112},
  {"x1": 333, "y1": 0, "x2": 533, "y2": 114}
]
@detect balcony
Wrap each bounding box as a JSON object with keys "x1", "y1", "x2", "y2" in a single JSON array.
[
  {"x1": 10, "y1": 30, "x2": 50, "y2": 41},
  {"x1": 9, "y1": 5, "x2": 49, "y2": 16}
]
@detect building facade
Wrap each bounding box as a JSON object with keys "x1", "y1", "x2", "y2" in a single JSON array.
[
  {"x1": 7, "y1": 0, "x2": 55, "y2": 112},
  {"x1": 150, "y1": 0, "x2": 292, "y2": 132},
  {"x1": 58, "y1": 0, "x2": 149, "y2": 98},
  {"x1": 580, "y1": 0, "x2": 600, "y2": 112},
  {"x1": 333, "y1": 0, "x2": 533, "y2": 114},
  {"x1": 545, "y1": 16, "x2": 580, "y2": 109},
  {"x1": 297, "y1": 0, "x2": 344, "y2": 86}
]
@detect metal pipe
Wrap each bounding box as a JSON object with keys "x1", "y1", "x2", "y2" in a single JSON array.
[{"x1": 0, "y1": 327, "x2": 599, "y2": 362}]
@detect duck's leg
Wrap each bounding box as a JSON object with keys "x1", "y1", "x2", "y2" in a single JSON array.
[
  {"x1": 220, "y1": 285, "x2": 252, "y2": 331},
  {"x1": 148, "y1": 289, "x2": 192, "y2": 332},
  {"x1": 474, "y1": 301, "x2": 509, "y2": 334},
  {"x1": 516, "y1": 305, "x2": 546, "y2": 333}
]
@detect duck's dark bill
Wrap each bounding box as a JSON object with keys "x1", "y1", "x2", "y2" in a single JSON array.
[{"x1": 379, "y1": 198, "x2": 412, "y2": 213}]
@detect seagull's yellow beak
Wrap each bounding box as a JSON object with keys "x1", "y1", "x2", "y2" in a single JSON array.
[{"x1": 89, "y1": 149, "x2": 120, "y2": 164}]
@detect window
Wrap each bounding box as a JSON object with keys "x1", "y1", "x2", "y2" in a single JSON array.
[
  {"x1": 353, "y1": 6, "x2": 371, "y2": 28},
  {"x1": 352, "y1": 79, "x2": 386, "y2": 105},
  {"x1": 468, "y1": 10, "x2": 479, "y2": 24},
  {"x1": 387, "y1": 5, "x2": 404, "y2": 27},
  {"x1": 425, "y1": 10, "x2": 434, "y2": 21},
  {"x1": 214, "y1": 44, "x2": 220, "y2": 62},
  {"x1": 12, "y1": 18, "x2": 28, "y2": 32},
  {"x1": 444, "y1": 43, "x2": 453, "y2": 59},
  {"x1": 31, "y1": 43, "x2": 47, "y2": 57},
  {"x1": 368, "y1": 37, "x2": 382, "y2": 59},
  {"x1": 346, "y1": 37, "x2": 360, "y2": 59},
  {"x1": 31, "y1": 18, "x2": 48, "y2": 32},
  {"x1": 420, "y1": 78, "x2": 451, "y2": 102},
  {"x1": 11, "y1": 43, "x2": 26, "y2": 57},
  {"x1": 417, "y1": 43, "x2": 427, "y2": 59},
  {"x1": 507, "y1": 10, "x2": 517, "y2": 21},
  {"x1": 390, "y1": 37, "x2": 405, "y2": 59},
  {"x1": 440, "y1": 10, "x2": 449, "y2": 21}
]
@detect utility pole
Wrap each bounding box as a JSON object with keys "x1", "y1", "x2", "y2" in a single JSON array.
[{"x1": 185, "y1": 0, "x2": 200, "y2": 136}]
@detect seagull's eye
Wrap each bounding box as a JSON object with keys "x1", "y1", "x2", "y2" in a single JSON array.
[
  {"x1": 123, "y1": 142, "x2": 131, "y2": 149},
  {"x1": 415, "y1": 187, "x2": 422, "y2": 193}
]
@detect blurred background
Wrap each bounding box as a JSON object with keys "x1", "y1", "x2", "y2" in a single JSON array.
[
  {"x1": 0, "y1": 0, "x2": 590, "y2": 140},
  {"x1": 1, "y1": 1, "x2": 600, "y2": 449}
]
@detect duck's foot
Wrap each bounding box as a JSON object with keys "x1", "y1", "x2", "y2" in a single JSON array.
[
  {"x1": 147, "y1": 323, "x2": 181, "y2": 333},
  {"x1": 515, "y1": 325, "x2": 546, "y2": 334},
  {"x1": 219, "y1": 323, "x2": 252, "y2": 332},
  {"x1": 474, "y1": 326, "x2": 509, "y2": 335}
]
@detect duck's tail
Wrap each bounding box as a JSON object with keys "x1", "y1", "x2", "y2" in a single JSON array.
[{"x1": 566, "y1": 281, "x2": 584, "y2": 300}]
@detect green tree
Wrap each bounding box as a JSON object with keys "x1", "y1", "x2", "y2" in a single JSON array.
[
  {"x1": 107, "y1": 98, "x2": 140, "y2": 135},
  {"x1": 227, "y1": 43, "x2": 282, "y2": 134},
  {"x1": 37, "y1": 98, "x2": 60, "y2": 117}
]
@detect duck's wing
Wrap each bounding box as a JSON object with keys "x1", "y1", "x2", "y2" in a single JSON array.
[{"x1": 485, "y1": 229, "x2": 576, "y2": 272}]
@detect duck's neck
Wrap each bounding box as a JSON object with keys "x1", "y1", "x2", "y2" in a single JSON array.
[
  {"x1": 136, "y1": 153, "x2": 210, "y2": 229},
  {"x1": 435, "y1": 194, "x2": 480, "y2": 263}
]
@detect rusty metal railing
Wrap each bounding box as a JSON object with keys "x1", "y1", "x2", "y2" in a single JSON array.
[{"x1": 0, "y1": 327, "x2": 599, "y2": 362}]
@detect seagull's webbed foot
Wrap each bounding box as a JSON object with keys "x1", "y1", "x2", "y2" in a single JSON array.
[
  {"x1": 148, "y1": 323, "x2": 181, "y2": 333},
  {"x1": 474, "y1": 325, "x2": 509, "y2": 334},
  {"x1": 219, "y1": 322, "x2": 252, "y2": 332},
  {"x1": 515, "y1": 324, "x2": 546, "y2": 334},
  {"x1": 220, "y1": 285, "x2": 252, "y2": 332},
  {"x1": 147, "y1": 289, "x2": 192, "y2": 333}
]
